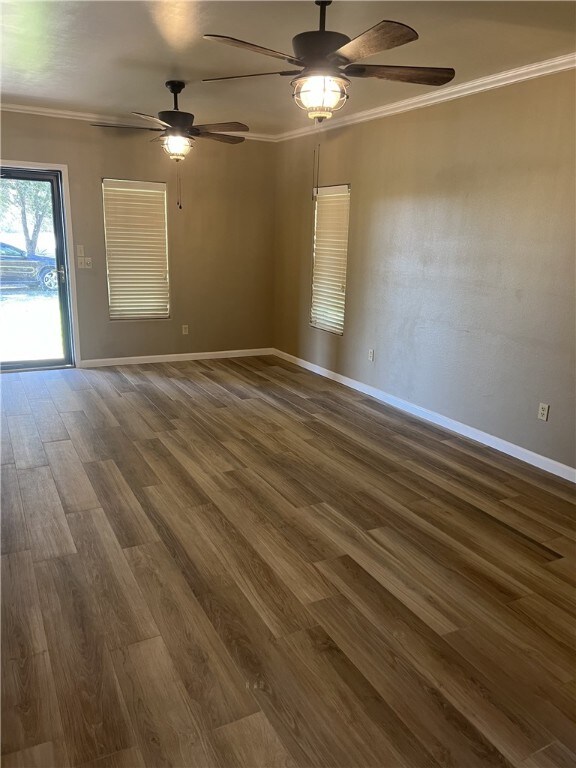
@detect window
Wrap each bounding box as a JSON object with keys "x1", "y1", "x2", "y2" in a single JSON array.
[
  {"x1": 102, "y1": 179, "x2": 169, "y2": 319},
  {"x1": 1, "y1": 243, "x2": 25, "y2": 258},
  {"x1": 310, "y1": 184, "x2": 350, "y2": 335}
]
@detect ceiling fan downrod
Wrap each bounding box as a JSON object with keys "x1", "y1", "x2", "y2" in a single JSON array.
[
  {"x1": 165, "y1": 80, "x2": 185, "y2": 111},
  {"x1": 316, "y1": 0, "x2": 331, "y2": 33}
]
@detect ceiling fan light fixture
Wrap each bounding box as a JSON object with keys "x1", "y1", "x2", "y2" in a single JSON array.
[
  {"x1": 162, "y1": 133, "x2": 193, "y2": 161},
  {"x1": 292, "y1": 73, "x2": 349, "y2": 121}
]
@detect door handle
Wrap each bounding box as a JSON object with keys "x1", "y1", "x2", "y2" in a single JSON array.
[{"x1": 57, "y1": 265, "x2": 66, "y2": 283}]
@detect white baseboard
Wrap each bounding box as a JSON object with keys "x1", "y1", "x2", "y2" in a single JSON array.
[
  {"x1": 77, "y1": 348, "x2": 275, "y2": 368},
  {"x1": 272, "y1": 349, "x2": 576, "y2": 483}
]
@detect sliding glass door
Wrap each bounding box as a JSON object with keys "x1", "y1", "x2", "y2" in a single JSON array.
[{"x1": 0, "y1": 167, "x2": 73, "y2": 370}]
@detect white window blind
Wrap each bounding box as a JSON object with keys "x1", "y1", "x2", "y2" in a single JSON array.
[
  {"x1": 310, "y1": 184, "x2": 350, "y2": 335},
  {"x1": 102, "y1": 179, "x2": 170, "y2": 320}
]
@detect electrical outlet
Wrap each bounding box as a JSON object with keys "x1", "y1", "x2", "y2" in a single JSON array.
[
  {"x1": 368, "y1": 348, "x2": 375, "y2": 362},
  {"x1": 182, "y1": 324, "x2": 189, "y2": 335},
  {"x1": 538, "y1": 403, "x2": 550, "y2": 421}
]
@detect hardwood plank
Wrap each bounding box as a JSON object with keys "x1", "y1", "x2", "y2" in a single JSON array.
[
  {"x1": 1, "y1": 464, "x2": 29, "y2": 554},
  {"x1": 2, "y1": 742, "x2": 58, "y2": 768},
  {"x1": 34, "y1": 554, "x2": 133, "y2": 766},
  {"x1": 444, "y1": 624, "x2": 576, "y2": 754},
  {"x1": 523, "y1": 742, "x2": 576, "y2": 768},
  {"x1": 507, "y1": 593, "x2": 575, "y2": 654},
  {"x1": 2, "y1": 550, "x2": 46, "y2": 660},
  {"x1": 223, "y1": 437, "x2": 322, "y2": 507},
  {"x1": 188, "y1": 502, "x2": 315, "y2": 637},
  {"x1": 60, "y1": 368, "x2": 93, "y2": 391},
  {"x1": 306, "y1": 502, "x2": 464, "y2": 634},
  {"x1": 277, "y1": 625, "x2": 444, "y2": 768},
  {"x1": 501, "y1": 495, "x2": 576, "y2": 540},
  {"x1": 96, "y1": 396, "x2": 156, "y2": 441},
  {"x1": 1, "y1": 379, "x2": 31, "y2": 416},
  {"x1": 83, "y1": 459, "x2": 158, "y2": 548},
  {"x1": 134, "y1": 437, "x2": 209, "y2": 507},
  {"x1": 213, "y1": 712, "x2": 298, "y2": 768},
  {"x1": 96, "y1": 427, "x2": 160, "y2": 492},
  {"x1": 541, "y1": 537, "x2": 575, "y2": 558},
  {"x1": 125, "y1": 540, "x2": 258, "y2": 729},
  {"x1": 44, "y1": 439, "x2": 100, "y2": 513},
  {"x1": 310, "y1": 592, "x2": 544, "y2": 766},
  {"x1": 214, "y1": 482, "x2": 336, "y2": 603},
  {"x1": 369, "y1": 525, "x2": 526, "y2": 617},
  {"x1": 226, "y1": 468, "x2": 344, "y2": 562},
  {"x1": 362, "y1": 491, "x2": 530, "y2": 604},
  {"x1": 120, "y1": 391, "x2": 175, "y2": 433},
  {"x1": 1, "y1": 411, "x2": 14, "y2": 464},
  {"x1": 67, "y1": 508, "x2": 159, "y2": 649},
  {"x1": 17, "y1": 466, "x2": 76, "y2": 561},
  {"x1": 111, "y1": 636, "x2": 218, "y2": 768},
  {"x1": 7, "y1": 414, "x2": 47, "y2": 470},
  {"x1": 140, "y1": 485, "x2": 234, "y2": 596},
  {"x1": 1, "y1": 652, "x2": 68, "y2": 765},
  {"x1": 76, "y1": 389, "x2": 121, "y2": 430},
  {"x1": 78, "y1": 747, "x2": 145, "y2": 768},
  {"x1": 407, "y1": 497, "x2": 576, "y2": 619},
  {"x1": 19, "y1": 372, "x2": 51, "y2": 401},
  {"x1": 45, "y1": 378, "x2": 84, "y2": 413},
  {"x1": 60, "y1": 410, "x2": 110, "y2": 462},
  {"x1": 545, "y1": 557, "x2": 575, "y2": 585},
  {"x1": 31, "y1": 398, "x2": 69, "y2": 443},
  {"x1": 1, "y1": 548, "x2": 69, "y2": 762},
  {"x1": 444, "y1": 437, "x2": 576, "y2": 504}
]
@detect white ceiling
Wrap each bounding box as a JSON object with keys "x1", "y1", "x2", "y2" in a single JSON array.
[{"x1": 2, "y1": 1, "x2": 575, "y2": 135}]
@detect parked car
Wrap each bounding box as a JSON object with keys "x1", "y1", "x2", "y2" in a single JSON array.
[{"x1": 0, "y1": 242, "x2": 59, "y2": 290}]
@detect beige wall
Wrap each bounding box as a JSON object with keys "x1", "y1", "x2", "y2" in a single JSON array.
[
  {"x1": 273, "y1": 71, "x2": 576, "y2": 467},
  {"x1": 1, "y1": 112, "x2": 276, "y2": 361}
]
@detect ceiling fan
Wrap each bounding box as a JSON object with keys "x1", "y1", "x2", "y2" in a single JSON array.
[
  {"x1": 92, "y1": 80, "x2": 249, "y2": 160},
  {"x1": 204, "y1": 0, "x2": 455, "y2": 122}
]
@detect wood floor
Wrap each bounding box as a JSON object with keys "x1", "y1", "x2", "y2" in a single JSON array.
[{"x1": 1, "y1": 355, "x2": 575, "y2": 768}]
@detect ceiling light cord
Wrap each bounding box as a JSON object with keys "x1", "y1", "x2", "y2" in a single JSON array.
[
  {"x1": 312, "y1": 141, "x2": 321, "y2": 198},
  {"x1": 176, "y1": 162, "x2": 183, "y2": 210}
]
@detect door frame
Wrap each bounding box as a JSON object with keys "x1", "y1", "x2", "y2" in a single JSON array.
[{"x1": 0, "y1": 160, "x2": 81, "y2": 368}]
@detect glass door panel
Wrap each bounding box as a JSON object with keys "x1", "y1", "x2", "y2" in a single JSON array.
[{"x1": 0, "y1": 168, "x2": 73, "y2": 370}]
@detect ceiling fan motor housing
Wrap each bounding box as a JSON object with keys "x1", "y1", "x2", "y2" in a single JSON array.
[
  {"x1": 158, "y1": 111, "x2": 195, "y2": 131},
  {"x1": 292, "y1": 31, "x2": 350, "y2": 67}
]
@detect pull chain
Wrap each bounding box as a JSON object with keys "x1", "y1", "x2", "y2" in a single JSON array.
[
  {"x1": 176, "y1": 162, "x2": 183, "y2": 210},
  {"x1": 312, "y1": 141, "x2": 321, "y2": 197}
]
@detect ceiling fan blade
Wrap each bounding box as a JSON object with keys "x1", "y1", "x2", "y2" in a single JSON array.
[
  {"x1": 131, "y1": 112, "x2": 172, "y2": 128},
  {"x1": 203, "y1": 70, "x2": 300, "y2": 82},
  {"x1": 204, "y1": 34, "x2": 302, "y2": 66},
  {"x1": 195, "y1": 132, "x2": 245, "y2": 144},
  {"x1": 344, "y1": 64, "x2": 455, "y2": 86},
  {"x1": 91, "y1": 122, "x2": 163, "y2": 131},
  {"x1": 332, "y1": 20, "x2": 418, "y2": 63},
  {"x1": 193, "y1": 121, "x2": 249, "y2": 133}
]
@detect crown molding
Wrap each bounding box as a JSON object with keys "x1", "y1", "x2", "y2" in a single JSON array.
[
  {"x1": 273, "y1": 52, "x2": 576, "y2": 142},
  {"x1": 2, "y1": 53, "x2": 574, "y2": 143},
  {"x1": 0, "y1": 102, "x2": 275, "y2": 142}
]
